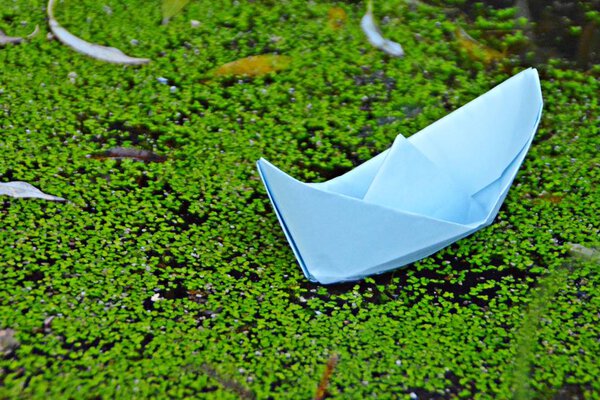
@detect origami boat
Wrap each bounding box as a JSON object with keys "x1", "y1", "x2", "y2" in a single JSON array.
[{"x1": 257, "y1": 68, "x2": 543, "y2": 284}]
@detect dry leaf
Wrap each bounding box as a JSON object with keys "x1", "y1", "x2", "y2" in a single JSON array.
[
  {"x1": 327, "y1": 7, "x2": 347, "y2": 30},
  {"x1": 43, "y1": 316, "x2": 56, "y2": 333},
  {"x1": 361, "y1": 0, "x2": 404, "y2": 57},
  {"x1": 162, "y1": 0, "x2": 191, "y2": 25},
  {"x1": 47, "y1": 0, "x2": 150, "y2": 64},
  {"x1": 208, "y1": 55, "x2": 292, "y2": 78},
  {"x1": 566, "y1": 243, "x2": 600, "y2": 262},
  {"x1": 0, "y1": 329, "x2": 19, "y2": 356},
  {"x1": 0, "y1": 181, "x2": 66, "y2": 202},
  {"x1": 0, "y1": 25, "x2": 39, "y2": 46},
  {"x1": 0, "y1": 30, "x2": 24, "y2": 46},
  {"x1": 455, "y1": 26, "x2": 503, "y2": 65},
  {"x1": 89, "y1": 147, "x2": 167, "y2": 162},
  {"x1": 534, "y1": 190, "x2": 563, "y2": 204}
]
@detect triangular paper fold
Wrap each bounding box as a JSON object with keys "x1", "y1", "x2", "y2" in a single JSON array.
[
  {"x1": 258, "y1": 68, "x2": 543, "y2": 284},
  {"x1": 362, "y1": 134, "x2": 485, "y2": 224}
]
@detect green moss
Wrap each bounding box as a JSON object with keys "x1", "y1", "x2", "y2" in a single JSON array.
[{"x1": 0, "y1": 0, "x2": 599, "y2": 398}]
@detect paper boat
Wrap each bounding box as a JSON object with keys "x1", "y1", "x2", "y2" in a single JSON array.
[{"x1": 257, "y1": 68, "x2": 543, "y2": 284}]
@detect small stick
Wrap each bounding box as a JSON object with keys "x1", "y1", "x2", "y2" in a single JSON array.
[
  {"x1": 200, "y1": 363, "x2": 255, "y2": 400},
  {"x1": 314, "y1": 354, "x2": 339, "y2": 400}
]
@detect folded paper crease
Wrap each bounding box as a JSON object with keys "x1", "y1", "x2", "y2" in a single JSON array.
[{"x1": 257, "y1": 68, "x2": 543, "y2": 284}]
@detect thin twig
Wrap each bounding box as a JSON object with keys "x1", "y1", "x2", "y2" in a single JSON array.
[
  {"x1": 200, "y1": 363, "x2": 256, "y2": 400},
  {"x1": 314, "y1": 354, "x2": 339, "y2": 400}
]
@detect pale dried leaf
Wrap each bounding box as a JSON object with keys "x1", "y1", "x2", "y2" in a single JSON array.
[
  {"x1": 0, "y1": 181, "x2": 66, "y2": 202},
  {"x1": 89, "y1": 147, "x2": 167, "y2": 162},
  {"x1": 162, "y1": 0, "x2": 191, "y2": 25},
  {"x1": 0, "y1": 30, "x2": 24, "y2": 45},
  {"x1": 0, "y1": 25, "x2": 38, "y2": 46},
  {"x1": 27, "y1": 25, "x2": 40, "y2": 39},
  {"x1": 567, "y1": 243, "x2": 600, "y2": 262},
  {"x1": 47, "y1": 0, "x2": 150, "y2": 65},
  {"x1": 0, "y1": 329, "x2": 19, "y2": 356},
  {"x1": 361, "y1": 0, "x2": 404, "y2": 57},
  {"x1": 44, "y1": 316, "x2": 55, "y2": 333}
]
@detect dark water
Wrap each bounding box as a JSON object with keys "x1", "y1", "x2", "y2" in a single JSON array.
[{"x1": 460, "y1": 0, "x2": 600, "y2": 69}]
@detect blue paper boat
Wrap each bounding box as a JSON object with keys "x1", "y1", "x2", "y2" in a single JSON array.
[{"x1": 257, "y1": 68, "x2": 543, "y2": 284}]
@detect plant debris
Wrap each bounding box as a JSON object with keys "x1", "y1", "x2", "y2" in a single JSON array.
[
  {"x1": 47, "y1": 0, "x2": 150, "y2": 64},
  {"x1": 314, "y1": 354, "x2": 339, "y2": 400},
  {"x1": 361, "y1": 0, "x2": 404, "y2": 57},
  {"x1": 207, "y1": 55, "x2": 292, "y2": 78},
  {"x1": 454, "y1": 26, "x2": 503, "y2": 65},
  {"x1": 161, "y1": 0, "x2": 191, "y2": 25},
  {"x1": 0, "y1": 181, "x2": 66, "y2": 202},
  {"x1": 0, "y1": 329, "x2": 19, "y2": 356},
  {"x1": 327, "y1": 7, "x2": 347, "y2": 30},
  {"x1": 0, "y1": 31, "x2": 24, "y2": 46},
  {"x1": 200, "y1": 364, "x2": 255, "y2": 400},
  {"x1": 0, "y1": 25, "x2": 39, "y2": 46},
  {"x1": 566, "y1": 243, "x2": 600, "y2": 262},
  {"x1": 89, "y1": 147, "x2": 167, "y2": 162}
]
